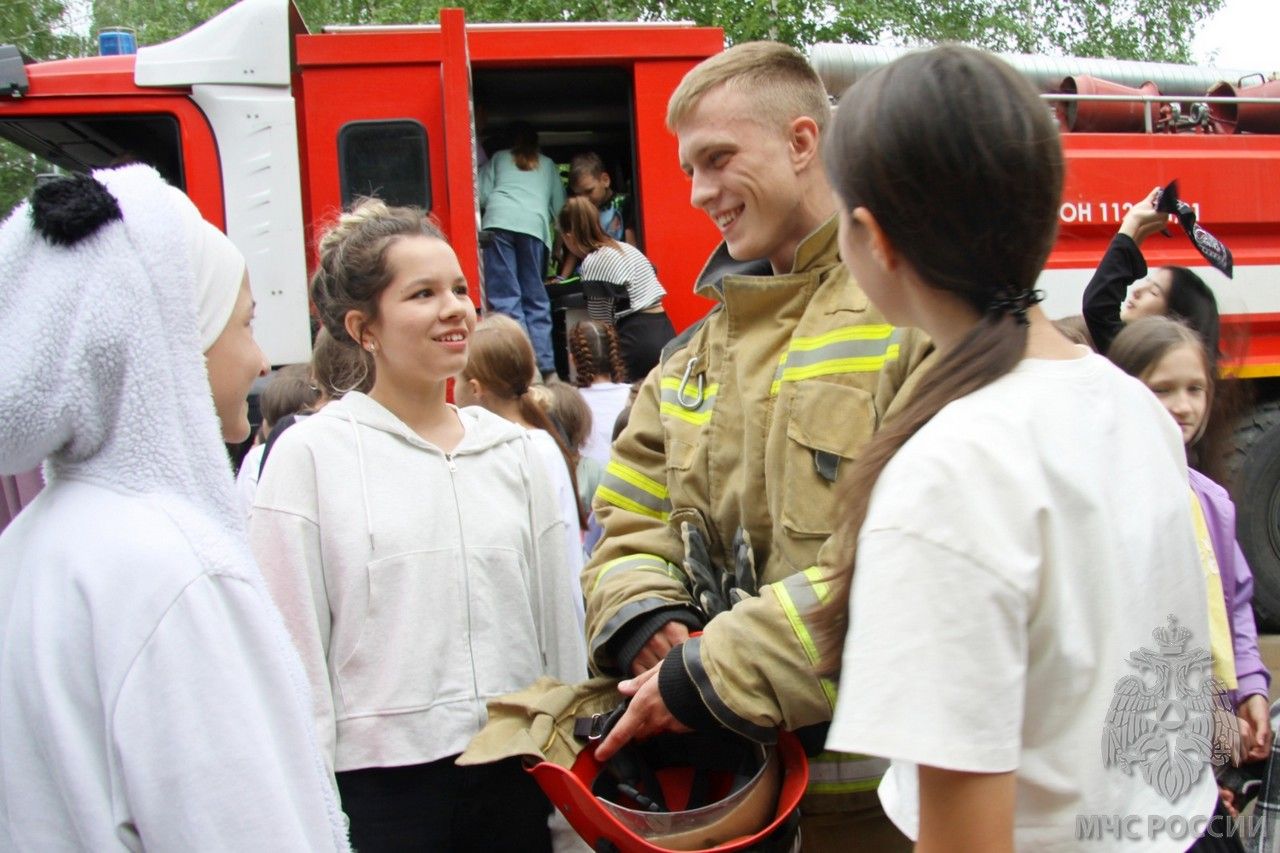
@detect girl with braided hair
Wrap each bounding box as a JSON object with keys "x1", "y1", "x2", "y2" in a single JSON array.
[
  {"x1": 250, "y1": 198, "x2": 584, "y2": 852},
  {"x1": 568, "y1": 319, "x2": 632, "y2": 466},
  {"x1": 820, "y1": 46, "x2": 1218, "y2": 848}
]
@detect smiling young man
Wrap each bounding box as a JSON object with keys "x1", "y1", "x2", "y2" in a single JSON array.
[{"x1": 581, "y1": 42, "x2": 931, "y2": 851}]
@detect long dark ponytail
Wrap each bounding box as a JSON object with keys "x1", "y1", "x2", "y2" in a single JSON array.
[{"x1": 819, "y1": 45, "x2": 1064, "y2": 666}]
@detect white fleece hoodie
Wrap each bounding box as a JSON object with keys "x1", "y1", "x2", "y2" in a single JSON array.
[
  {"x1": 0, "y1": 166, "x2": 349, "y2": 851},
  {"x1": 250, "y1": 392, "x2": 588, "y2": 773}
]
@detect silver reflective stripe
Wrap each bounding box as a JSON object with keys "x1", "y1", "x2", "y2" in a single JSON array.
[
  {"x1": 684, "y1": 637, "x2": 778, "y2": 744},
  {"x1": 807, "y1": 751, "x2": 889, "y2": 793}
]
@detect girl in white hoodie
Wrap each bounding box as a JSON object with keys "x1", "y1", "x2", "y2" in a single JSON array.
[
  {"x1": 250, "y1": 200, "x2": 586, "y2": 852},
  {"x1": 0, "y1": 166, "x2": 350, "y2": 851}
]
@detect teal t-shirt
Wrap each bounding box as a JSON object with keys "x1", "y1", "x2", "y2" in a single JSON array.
[{"x1": 477, "y1": 150, "x2": 565, "y2": 249}]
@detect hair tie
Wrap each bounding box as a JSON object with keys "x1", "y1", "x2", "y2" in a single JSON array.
[
  {"x1": 513, "y1": 383, "x2": 529, "y2": 397},
  {"x1": 986, "y1": 288, "x2": 1044, "y2": 326}
]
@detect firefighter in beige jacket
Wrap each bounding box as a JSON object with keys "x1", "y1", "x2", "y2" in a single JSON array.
[{"x1": 583, "y1": 42, "x2": 931, "y2": 852}]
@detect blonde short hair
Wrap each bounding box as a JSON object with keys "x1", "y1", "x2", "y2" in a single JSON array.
[{"x1": 667, "y1": 41, "x2": 830, "y2": 133}]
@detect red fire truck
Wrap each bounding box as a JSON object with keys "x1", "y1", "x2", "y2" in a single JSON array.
[{"x1": 4, "y1": 0, "x2": 1280, "y2": 620}]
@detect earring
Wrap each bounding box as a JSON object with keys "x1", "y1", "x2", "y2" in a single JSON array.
[{"x1": 365, "y1": 342, "x2": 376, "y2": 353}]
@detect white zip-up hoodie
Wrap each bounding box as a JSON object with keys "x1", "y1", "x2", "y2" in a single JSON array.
[{"x1": 250, "y1": 392, "x2": 588, "y2": 773}]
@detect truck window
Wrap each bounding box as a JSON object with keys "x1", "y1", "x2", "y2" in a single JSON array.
[
  {"x1": 338, "y1": 119, "x2": 430, "y2": 210},
  {"x1": 0, "y1": 115, "x2": 184, "y2": 189}
]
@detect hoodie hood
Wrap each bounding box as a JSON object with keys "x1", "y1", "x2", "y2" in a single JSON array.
[
  {"x1": 0, "y1": 165, "x2": 241, "y2": 532},
  {"x1": 303, "y1": 391, "x2": 532, "y2": 553},
  {"x1": 317, "y1": 391, "x2": 527, "y2": 456}
]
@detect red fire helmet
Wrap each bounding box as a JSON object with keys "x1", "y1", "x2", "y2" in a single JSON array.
[{"x1": 529, "y1": 727, "x2": 808, "y2": 853}]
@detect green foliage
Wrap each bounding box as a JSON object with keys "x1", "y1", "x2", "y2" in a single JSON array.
[
  {"x1": 838, "y1": 0, "x2": 1225, "y2": 62},
  {"x1": 0, "y1": 0, "x2": 85, "y2": 60},
  {"x1": 0, "y1": 0, "x2": 1232, "y2": 218},
  {"x1": 90, "y1": 0, "x2": 236, "y2": 46},
  {"x1": 0, "y1": 0, "x2": 84, "y2": 217}
]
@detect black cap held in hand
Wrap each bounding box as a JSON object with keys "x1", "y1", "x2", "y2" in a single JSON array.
[{"x1": 29, "y1": 172, "x2": 122, "y2": 247}]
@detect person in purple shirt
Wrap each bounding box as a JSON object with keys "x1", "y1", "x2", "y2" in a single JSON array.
[{"x1": 1110, "y1": 316, "x2": 1272, "y2": 760}]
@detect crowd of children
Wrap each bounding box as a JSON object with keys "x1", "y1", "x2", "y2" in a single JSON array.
[{"x1": 0, "y1": 36, "x2": 1274, "y2": 853}]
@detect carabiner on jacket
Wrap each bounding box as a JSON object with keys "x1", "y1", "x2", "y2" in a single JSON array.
[{"x1": 675, "y1": 355, "x2": 705, "y2": 411}]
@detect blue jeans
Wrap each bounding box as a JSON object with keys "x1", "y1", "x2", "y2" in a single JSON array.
[{"x1": 482, "y1": 228, "x2": 554, "y2": 373}]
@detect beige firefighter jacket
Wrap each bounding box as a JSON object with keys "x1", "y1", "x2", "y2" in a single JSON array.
[{"x1": 584, "y1": 217, "x2": 932, "y2": 771}]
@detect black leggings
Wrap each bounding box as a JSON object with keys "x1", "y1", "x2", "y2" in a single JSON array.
[
  {"x1": 616, "y1": 309, "x2": 676, "y2": 383},
  {"x1": 336, "y1": 756, "x2": 552, "y2": 852}
]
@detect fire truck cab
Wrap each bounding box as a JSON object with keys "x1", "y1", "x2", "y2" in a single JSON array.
[{"x1": 0, "y1": 0, "x2": 724, "y2": 367}]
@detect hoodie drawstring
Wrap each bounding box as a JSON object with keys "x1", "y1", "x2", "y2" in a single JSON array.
[
  {"x1": 345, "y1": 411, "x2": 375, "y2": 551},
  {"x1": 519, "y1": 434, "x2": 549, "y2": 669}
]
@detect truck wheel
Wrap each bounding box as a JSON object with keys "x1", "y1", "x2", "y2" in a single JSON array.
[{"x1": 1232, "y1": 400, "x2": 1280, "y2": 631}]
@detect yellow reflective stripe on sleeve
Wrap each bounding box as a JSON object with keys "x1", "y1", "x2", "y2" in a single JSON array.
[
  {"x1": 591, "y1": 554, "x2": 681, "y2": 593},
  {"x1": 775, "y1": 579, "x2": 820, "y2": 666},
  {"x1": 803, "y1": 566, "x2": 830, "y2": 604},
  {"x1": 595, "y1": 486, "x2": 670, "y2": 522},
  {"x1": 604, "y1": 461, "x2": 669, "y2": 500},
  {"x1": 658, "y1": 402, "x2": 713, "y2": 426},
  {"x1": 597, "y1": 461, "x2": 671, "y2": 521},
  {"x1": 820, "y1": 677, "x2": 838, "y2": 709}
]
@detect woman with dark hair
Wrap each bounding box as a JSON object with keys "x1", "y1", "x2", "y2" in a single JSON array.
[
  {"x1": 478, "y1": 122, "x2": 565, "y2": 378},
  {"x1": 819, "y1": 46, "x2": 1218, "y2": 849},
  {"x1": 1085, "y1": 189, "x2": 1251, "y2": 490},
  {"x1": 1083, "y1": 186, "x2": 1221, "y2": 359}
]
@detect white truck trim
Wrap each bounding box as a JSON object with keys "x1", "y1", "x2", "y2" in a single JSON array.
[{"x1": 135, "y1": 0, "x2": 311, "y2": 365}]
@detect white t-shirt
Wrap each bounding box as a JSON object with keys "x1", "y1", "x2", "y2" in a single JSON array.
[
  {"x1": 235, "y1": 442, "x2": 265, "y2": 515},
  {"x1": 828, "y1": 353, "x2": 1217, "y2": 852},
  {"x1": 578, "y1": 382, "x2": 632, "y2": 465},
  {"x1": 527, "y1": 428, "x2": 586, "y2": 630}
]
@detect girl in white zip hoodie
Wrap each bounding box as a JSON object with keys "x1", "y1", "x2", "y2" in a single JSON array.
[{"x1": 250, "y1": 200, "x2": 587, "y2": 852}]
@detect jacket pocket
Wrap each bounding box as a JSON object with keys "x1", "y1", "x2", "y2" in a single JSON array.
[
  {"x1": 781, "y1": 381, "x2": 876, "y2": 537},
  {"x1": 335, "y1": 548, "x2": 467, "y2": 715},
  {"x1": 466, "y1": 546, "x2": 545, "y2": 698}
]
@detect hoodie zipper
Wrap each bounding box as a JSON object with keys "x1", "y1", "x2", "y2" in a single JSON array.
[{"x1": 445, "y1": 451, "x2": 483, "y2": 726}]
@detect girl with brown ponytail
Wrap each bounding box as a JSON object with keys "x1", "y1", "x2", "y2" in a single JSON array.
[
  {"x1": 567, "y1": 319, "x2": 631, "y2": 465},
  {"x1": 251, "y1": 200, "x2": 584, "y2": 851},
  {"x1": 820, "y1": 46, "x2": 1218, "y2": 848}
]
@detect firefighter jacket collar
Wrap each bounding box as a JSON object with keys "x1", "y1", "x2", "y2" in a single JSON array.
[{"x1": 692, "y1": 216, "x2": 856, "y2": 308}]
